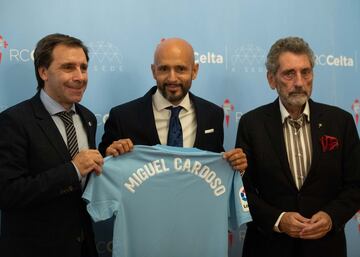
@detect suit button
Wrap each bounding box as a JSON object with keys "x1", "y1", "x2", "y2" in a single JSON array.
[
  {"x1": 76, "y1": 230, "x2": 85, "y2": 243},
  {"x1": 297, "y1": 193, "x2": 302, "y2": 201},
  {"x1": 76, "y1": 235, "x2": 84, "y2": 243}
]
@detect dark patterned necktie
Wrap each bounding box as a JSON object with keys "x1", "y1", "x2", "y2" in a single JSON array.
[
  {"x1": 288, "y1": 114, "x2": 305, "y2": 131},
  {"x1": 167, "y1": 106, "x2": 183, "y2": 147},
  {"x1": 287, "y1": 114, "x2": 307, "y2": 188},
  {"x1": 56, "y1": 111, "x2": 79, "y2": 159}
]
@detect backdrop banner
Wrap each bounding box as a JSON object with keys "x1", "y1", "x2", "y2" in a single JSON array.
[{"x1": 1, "y1": 1, "x2": 359, "y2": 256}]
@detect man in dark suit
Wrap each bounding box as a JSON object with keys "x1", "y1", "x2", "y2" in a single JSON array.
[
  {"x1": 236, "y1": 36, "x2": 360, "y2": 257},
  {"x1": 0, "y1": 34, "x2": 104, "y2": 257},
  {"x1": 99, "y1": 38, "x2": 247, "y2": 171}
]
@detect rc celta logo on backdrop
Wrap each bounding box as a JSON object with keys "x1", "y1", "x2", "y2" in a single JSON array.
[
  {"x1": 195, "y1": 51, "x2": 223, "y2": 64},
  {"x1": 222, "y1": 99, "x2": 234, "y2": 127},
  {"x1": 194, "y1": 45, "x2": 357, "y2": 71},
  {"x1": 1, "y1": 35, "x2": 356, "y2": 70},
  {"x1": 0, "y1": 34, "x2": 34, "y2": 63},
  {"x1": 194, "y1": 45, "x2": 267, "y2": 73},
  {"x1": 0, "y1": 35, "x2": 9, "y2": 63},
  {"x1": 221, "y1": 98, "x2": 243, "y2": 129},
  {"x1": 351, "y1": 99, "x2": 360, "y2": 126},
  {"x1": 315, "y1": 54, "x2": 354, "y2": 67}
]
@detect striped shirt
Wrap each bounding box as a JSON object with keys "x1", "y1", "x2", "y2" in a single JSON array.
[{"x1": 279, "y1": 100, "x2": 312, "y2": 189}]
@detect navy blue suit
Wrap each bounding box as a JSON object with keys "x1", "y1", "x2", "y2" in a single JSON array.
[
  {"x1": 99, "y1": 86, "x2": 225, "y2": 155},
  {"x1": 0, "y1": 93, "x2": 98, "y2": 257}
]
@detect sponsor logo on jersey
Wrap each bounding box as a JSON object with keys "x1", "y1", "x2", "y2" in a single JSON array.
[{"x1": 239, "y1": 186, "x2": 249, "y2": 212}]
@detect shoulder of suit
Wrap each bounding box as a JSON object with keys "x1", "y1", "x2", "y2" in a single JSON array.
[
  {"x1": 0, "y1": 96, "x2": 33, "y2": 119},
  {"x1": 108, "y1": 87, "x2": 157, "y2": 116},
  {"x1": 190, "y1": 93, "x2": 222, "y2": 112},
  {"x1": 310, "y1": 100, "x2": 353, "y2": 119},
  {"x1": 242, "y1": 102, "x2": 274, "y2": 118},
  {"x1": 109, "y1": 94, "x2": 147, "y2": 114}
]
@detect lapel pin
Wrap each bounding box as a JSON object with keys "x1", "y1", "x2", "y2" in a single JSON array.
[
  {"x1": 88, "y1": 121, "x2": 92, "y2": 127},
  {"x1": 318, "y1": 123, "x2": 322, "y2": 128}
]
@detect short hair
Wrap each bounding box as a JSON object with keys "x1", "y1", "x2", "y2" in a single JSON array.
[
  {"x1": 265, "y1": 37, "x2": 315, "y2": 75},
  {"x1": 34, "y1": 33, "x2": 89, "y2": 90}
]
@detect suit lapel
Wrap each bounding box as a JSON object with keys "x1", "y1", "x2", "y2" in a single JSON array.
[
  {"x1": 140, "y1": 87, "x2": 161, "y2": 145},
  {"x1": 191, "y1": 93, "x2": 202, "y2": 148},
  {"x1": 265, "y1": 100, "x2": 298, "y2": 189},
  {"x1": 31, "y1": 93, "x2": 71, "y2": 161},
  {"x1": 76, "y1": 104, "x2": 96, "y2": 149},
  {"x1": 302, "y1": 100, "x2": 322, "y2": 186}
]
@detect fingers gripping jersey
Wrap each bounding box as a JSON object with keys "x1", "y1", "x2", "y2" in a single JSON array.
[{"x1": 83, "y1": 145, "x2": 251, "y2": 257}]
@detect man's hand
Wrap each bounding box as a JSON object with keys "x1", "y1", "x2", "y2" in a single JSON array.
[
  {"x1": 105, "y1": 138, "x2": 134, "y2": 156},
  {"x1": 299, "y1": 211, "x2": 332, "y2": 239},
  {"x1": 72, "y1": 149, "x2": 104, "y2": 176},
  {"x1": 223, "y1": 148, "x2": 247, "y2": 174},
  {"x1": 279, "y1": 212, "x2": 310, "y2": 238}
]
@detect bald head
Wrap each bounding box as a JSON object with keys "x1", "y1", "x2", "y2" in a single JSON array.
[
  {"x1": 153, "y1": 38, "x2": 195, "y2": 65},
  {"x1": 151, "y1": 38, "x2": 199, "y2": 105}
]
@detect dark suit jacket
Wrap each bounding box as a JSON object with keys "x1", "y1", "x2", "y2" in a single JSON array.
[
  {"x1": 0, "y1": 93, "x2": 98, "y2": 257},
  {"x1": 99, "y1": 86, "x2": 225, "y2": 155},
  {"x1": 235, "y1": 99, "x2": 360, "y2": 257}
]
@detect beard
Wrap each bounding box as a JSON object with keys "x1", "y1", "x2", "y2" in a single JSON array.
[
  {"x1": 284, "y1": 90, "x2": 309, "y2": 107},
  {"x1": 159, "y1": 83, "x2": 189, "y2": 104},
  {"x1": 277, "y1": 87, "x2": 310, "y2": 110}
]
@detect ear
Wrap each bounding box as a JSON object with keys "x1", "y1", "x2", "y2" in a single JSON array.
[
  {"x1": 151, "y1": 64, "x2": 156, "y2": 80},
  {"x1": 267, "y1": 71, "x2": 277, "y2": 90},
  {"x1": 38, "y1": 67, "x2": 49, "y2": 81},
  {"x1": 191, "y1": 63, "x2": 199, "y2": 80}
]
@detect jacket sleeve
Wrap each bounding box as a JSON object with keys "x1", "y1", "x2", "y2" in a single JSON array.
[
  {"x1": 235, "y1": 114, "x2": 283, "y2": 234},
  {"x1": 321, "y1": 113, "x2": 360, "y2": 230},
  {"x1": 98, "y1": 107, "x2": 124, "y2": 156}
]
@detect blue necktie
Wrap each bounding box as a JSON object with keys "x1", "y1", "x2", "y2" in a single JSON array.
[{"x1": 167, "y1": 106, "x2": 183, "y2": 147}]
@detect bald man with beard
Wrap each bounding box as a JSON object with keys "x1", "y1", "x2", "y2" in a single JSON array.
[{"x1": 99, "y1": 38, "x2": 247, "y2": 171}]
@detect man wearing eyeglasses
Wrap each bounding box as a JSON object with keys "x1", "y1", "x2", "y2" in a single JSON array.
[{"x1": 235, "y1": 36, "x2": 360, "y2": 257}]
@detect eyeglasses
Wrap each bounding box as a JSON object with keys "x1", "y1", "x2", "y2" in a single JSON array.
[{"x1": 280, "y1": 69, "x2": 313, "y2": 81}]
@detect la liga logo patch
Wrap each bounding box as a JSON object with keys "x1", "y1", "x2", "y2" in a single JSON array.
[{"x1": 239, "y1": 186, "x2": 249, "y2": 212}]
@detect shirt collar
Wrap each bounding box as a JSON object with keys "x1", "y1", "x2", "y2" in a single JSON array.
[
  {"x1": 279, "y1": 98, "x2": 310, "y2": 124},
  {"x1": 40, "y1": 89, "x2": 76, "y2": 116},
  {"x1": 152, "y1": 88, "x2": 191, "y2": 112}
]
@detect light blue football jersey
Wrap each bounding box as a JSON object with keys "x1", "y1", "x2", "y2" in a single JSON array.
[{"x1": 83, "y1": 145, "x2": 251, "y2": 257}]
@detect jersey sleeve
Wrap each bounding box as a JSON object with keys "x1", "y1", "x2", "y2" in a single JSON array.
[
  {"x1": 82, "y1": 170, "x2": 121, "y2": 222},
  {"x1": 229, "y1": 172, "x2": 252, "y2": 230}
]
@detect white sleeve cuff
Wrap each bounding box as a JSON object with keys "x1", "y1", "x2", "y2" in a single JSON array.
[
  {"x1": 273, "y1": 212, "x2": 286, "y2": 233},
  {"x1": 71, "y1": 161, "x2": 83, "y2": 181}
]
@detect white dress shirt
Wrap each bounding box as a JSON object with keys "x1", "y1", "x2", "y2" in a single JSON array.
[{"x1": 40, "y1": 89, "x2": 89, "y2": 187}]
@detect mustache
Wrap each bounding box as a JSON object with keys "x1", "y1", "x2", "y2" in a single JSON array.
[
  {"x1": 66, "y1": 79, "x2": 87, "y2": 86},
  {"x1": 289, "y1": 90, "x2": 308, "y2": 96},
  {"x1": 164, "y1": 83, "x2": 183, "y2": 87}
]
